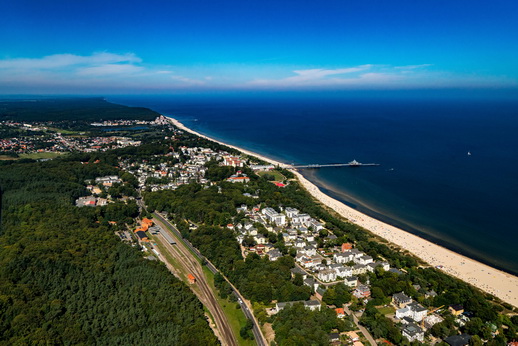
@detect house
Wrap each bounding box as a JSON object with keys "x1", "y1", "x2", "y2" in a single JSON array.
[
  {"x1": 304, "y1": 300, "x2": 321, "y2": 311},
  {"x1": 349, "y1": 248, "x2": 363, "y2": 258},
  {"x1": 392, "y1": 292, "x2": 412, "y2": 308},
  {"x1": 334, "y1": 253, "x2": 352, "y2": 264},
  {"x1": 444, "y1": 334, "x2": 472, "y2": 346},
  {"x1": 294, "y1": 238, "x2": 306, "y2": 248},
  {"x1": 285, "y1": 207, "x2": 299, "y2": 218},
  {"x1": 318, "y1": 269, "x2": 337, "y2": 282},
  {"x1": 407, "y1": 302, "x2": 428, "y2": 322},
  {"x1": 344, "y1": 276, "x2": 358, "y2": 287},
  {"x1": 423, "y1": 314, "x2": 444, "y2": 329},
  {"x1": 352, "y1": 264, "x2": 368, "y2": 275},
  {"x1": 345, "y1": 331, "x2": 360, "y2": 342},
  {"x1": 396, "y1": 307, "x2": 412, "y2": 320},
  {"x1": 135, "y1": 231, "x2": 149, "y2": 242},
  {"x1": 290, "y1": 267, "x2": 307, "y2": 279},
  {"x1": 261, "y1": 207, "x2": 286, "y2": 226},
  {"x1": 402, "y1": 323, "x2": 424, "y2": 342},
  {"x1": 353, "y1": 284, "x2": 371, "y2": 298},
  {"x1": 356, "y1": 255, "x2": 374, "y2": 265},
  {"x1": 222, "y1": 156, "x2": 244, "y2": 167},
  {"x1": 303, "y1": 277, "x2": 319, "y2": 291},
  {"x1": 329, "y1": 333, "x2": 340, "y2": 343},
  {"x1": 378, "y1": 261, "x2": 390, "y2": 271},
  {"x1": 341, "y1": 243, "x2": 353, "y2": 252},
  {"x1": 227, "y1": 176, "x2": 250, "y2": 183},
  {"x1": 142, "y1": 218, "x2": 153, "y2": 227},
  {"x1": 76, "y1": 196, "x2": 97, "y2": 207},
  {"x1": 328, "y1": 333, "x2": 340, "y2": 343},
  {"x1": 300, "y1": 245, "x2": 317, "y2": 256},
  {"x1": 315, "y1": 286, "x2": 327, "y2": 301},
  {"x1": 335, "y1": 308, "x2": 346, "y2": 318},
  {"x1": 449, "y1": 304, "x2": 464, "y2": 316},
  {"x1": 268, "y1": 249, "x2": 282, "y2": 261},
  {"x1": 425, "y1": 290, "x2": 438, "y2": 299},
  {"x1": 309, "y1": 219, "x2": 324, "y2": 231},
  {"x1": 254, "y1": 235, "x2": 267, "y2": 245},
  {"x1": 275, "y1": 300, "x2": 321, "y2": 313},
  {"x1": 333, "y1": 265, "x2": 352, "y2": 278},
  {"x1": 187, "y1": 274, "x2": 196, "y2": 284},
  {"x1": 389, "y1": 268, "x2": 404, "y2": 275}
]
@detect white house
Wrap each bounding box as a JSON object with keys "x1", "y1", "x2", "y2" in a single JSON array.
[
  {"x1": 334, "y1": 253, "x2": 353, "y2": 264},
  {"x1": 356, "y1": 255, "x2": 374, "y2": 265},
  {"x1": 396, "y1": 307, "x2": 412, "y2": 320},
  {"x1": 344, "y1": 276, "x2": 358, "y2": 287},
  {"x1": 402, "y1": 323, "x2": 424, "y2": 342},
  {"x1": 352, "y1": 264, "x2": 368, "y2": 275},
  {"x1": 285, "y1": 207, "x2": 299, "y2": 218},
  {"x1": 318, "y1": 269, "x2": 337, "y2": 282},
  {"x1": 254, "y1": 235, "x2": 267, "y2": 245},
  {"x1": 308, "y1": 219, "x2": 324, "y2": 231},
  {"x1": 334, "y1": 266, "x2": 352, "y2": 278},
  {"x1": 407, "y1": 302, "x2": 428, "y2": 322}
]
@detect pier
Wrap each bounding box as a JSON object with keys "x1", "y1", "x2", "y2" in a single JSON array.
[{"x1": 292, "y1": 160, "x2": 380, "y2": 169}]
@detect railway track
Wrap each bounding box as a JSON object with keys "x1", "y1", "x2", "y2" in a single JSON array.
[{"x1": 153, "y1": 218, "x2": 238, "y2": 346}]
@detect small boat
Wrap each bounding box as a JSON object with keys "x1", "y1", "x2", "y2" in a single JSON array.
[{"x1": 467, "y1": 151, "x2": 471, "y2": 156}]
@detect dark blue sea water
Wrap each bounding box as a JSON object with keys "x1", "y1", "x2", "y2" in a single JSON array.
[{"x1": 110, "y1": 93, "x2": 518, "y2": 275}]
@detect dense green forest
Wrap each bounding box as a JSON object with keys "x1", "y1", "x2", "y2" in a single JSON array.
[
  {"x1": 0, "y1": 158, "x2": 218, "y2": 345},
  {"x1": 0, "y1": 98, "x2": 158, "y2": 122}
]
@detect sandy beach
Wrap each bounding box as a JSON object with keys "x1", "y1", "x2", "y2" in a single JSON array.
[{"x1": 168, "y1": 116, "x2": 518, "y2": 308}]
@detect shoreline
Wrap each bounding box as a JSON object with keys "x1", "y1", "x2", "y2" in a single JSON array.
[{"x1": 167, "y1": 116, "x2": 518, "y2": 308}]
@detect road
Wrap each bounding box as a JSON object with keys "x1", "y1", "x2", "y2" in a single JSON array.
[
  {"x1": 153, "y1": 212, "x2": 268, "y2": 346},
  {"x1": 343, "y1": 305, "x2": 377, "y2": 345},
  {"x1": 152, "y1": 215, "x2": 238, "y2": 346}
]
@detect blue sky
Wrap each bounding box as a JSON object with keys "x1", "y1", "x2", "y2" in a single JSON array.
[{"x1": 1, "y1": 0, "x2": 517, "y2": 94}]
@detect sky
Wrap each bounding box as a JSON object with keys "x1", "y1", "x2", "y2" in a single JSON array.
[{"x1": 1, "y1": 0, "x2": 517, "y2": 94}]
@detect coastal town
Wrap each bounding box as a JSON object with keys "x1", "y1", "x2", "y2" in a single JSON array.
[
  {"x1": 62, "y1": 119, "x2": 517, "y2": 346},
  {"x1": 1, "y1": 106, "x2": 517, "y2": 345},
  {"x1": 0, "y1": 117, "x2": 167, "y2": 159}
]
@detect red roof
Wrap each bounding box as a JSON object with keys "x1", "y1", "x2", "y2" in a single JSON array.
[{"x1": 274, "y1": 182, "x2": 285, "y2": 187}]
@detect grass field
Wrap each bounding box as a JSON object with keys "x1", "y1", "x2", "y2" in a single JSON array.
[
  {"x1": 256, "y1": 169, "x2": 286, "y2": 181},
  {"x1": 19, "y1": 152, "x2": 66, "y2": 160},
  {"x1": 0, "y1": 155, "x2": 18, "y2": 160},
  {"x1": 202, "y1": 266, "x2": 256, "y2": 346},
  {"x1": 46, "y1": 127, "x2": 79, "y2": 135},
  {"x1": 377, "y1": 306, "x2": 396, "y2": 315}
]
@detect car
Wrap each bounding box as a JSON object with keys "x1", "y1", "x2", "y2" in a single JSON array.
[{"x1": 238, "y1": 298, "x2": 243, "y2": 304}]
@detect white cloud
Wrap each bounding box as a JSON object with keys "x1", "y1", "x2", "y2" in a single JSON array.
[
  {"x1": 0, "y1": 52, "x2": 141, "y2": 70},
  {"x1": 0, "y1": 52, "x2": 204, "y2": 93},
  {"x1": 0, "y1": 53, "x2": 515, "y2": 93},
  {"x1": 394, "y1": 64, "x2": 433, "y2": 70}
]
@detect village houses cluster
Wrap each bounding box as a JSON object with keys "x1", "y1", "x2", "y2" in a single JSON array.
[
  {"x1": 120, "y1": 146, "x2": 249, "y2": 191},
  {"x1": 76, "y1": 175, "x2": 124, "y2": 207},
  {"x1": 0, "y1": 119, "x2": 148, "y2": 156}
]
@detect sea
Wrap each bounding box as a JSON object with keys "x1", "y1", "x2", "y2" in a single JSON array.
[{"x1": 110, "y1": 92, "x2": 518, "y2": 275}]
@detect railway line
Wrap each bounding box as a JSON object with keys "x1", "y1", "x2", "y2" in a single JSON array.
[{"x1": 152, "y1": 217, "x2": 238, "y2": 346}]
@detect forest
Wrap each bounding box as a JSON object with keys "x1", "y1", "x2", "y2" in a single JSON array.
[
  {"x1": 0, "y1": 98, "x2": 158, "y2": 122},
  {"x1": 0, "y1": 158, "x2": 218, "y2": 345}
]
